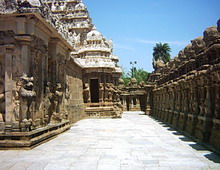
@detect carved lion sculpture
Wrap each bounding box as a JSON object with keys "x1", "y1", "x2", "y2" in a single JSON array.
[{"x1": 20, "y1": 74, "x2": 36, "y2": 131}]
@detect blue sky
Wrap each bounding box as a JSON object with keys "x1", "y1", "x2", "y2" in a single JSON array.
[{"x1": 83, "y1": 0, "x2": 220, "y2": 72}]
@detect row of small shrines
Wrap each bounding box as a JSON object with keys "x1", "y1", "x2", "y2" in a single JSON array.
[{"x1": 149, "y1": 19, "x2": 220, "y2": 151}]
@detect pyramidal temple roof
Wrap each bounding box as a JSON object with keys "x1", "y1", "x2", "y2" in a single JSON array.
[{"x1": 0, "y1": 0, "x2": 122, "y2": 73}]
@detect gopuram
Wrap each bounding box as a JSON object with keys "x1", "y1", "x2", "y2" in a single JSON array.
[
  {"x1": 148, "y1": 20, "x2": 220, "y2": 151},
  {"x1": 0, "y1": 0, "x2": 122, "y2": 148}
]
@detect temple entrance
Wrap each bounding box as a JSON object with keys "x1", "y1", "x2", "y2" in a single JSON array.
[{"x1": 90, "y1": 79, "x2": 99, "y2": 103}]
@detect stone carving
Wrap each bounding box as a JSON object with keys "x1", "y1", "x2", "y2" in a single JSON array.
[
  {"x1": 108, "y1": 83, "x2": 114, "y2": 102},
  {"x1": 63, "y1": 84, "x2": 70, "y2": 119},
  {"x1": 99, "y1": 83, "x2": 104, "y2": 102},
  {"x1": 191, "y1": 37, "x2": 205, "y2": 55},
  {"x1": 12, "y1": 80, "x2": 22, "y2": 122},
  {"x1": 0, "y1": 0, "x2": 16, "y2": 14},
  {"x1": 128, "y1": 78, "x2": 138, "y2": 88},
  {"x1": 51, "y1": 83, "x2": 63, "y2": 123},
  {"x1": 44, "y1": 82, "x2": 53, "y2": 124},
  {"x1": 83, "y1": 83, "x2": 90, "y2": 103},
  {"x1": 19, "y1": 74, "x2": 36, "y2": 131},
  {"x1": 203, "y1": 26, "x2": 220, "y2": 47},
  {"x1": 0, "y1": 77, "x2": 5, "y2": 122},
  {"x1": 153, "y1": 59, "x2": 165, "y2": 71},
  {"x1": 184, "y1": 43, "x2": 194, "y2": 59},
  {"x1": 104, "y1": 83, "x2": 109, "y2": 102}
]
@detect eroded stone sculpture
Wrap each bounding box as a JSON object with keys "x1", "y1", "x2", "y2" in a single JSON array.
[{"x1": 19, "y1": 74, "x2": 36, "y2": 131}]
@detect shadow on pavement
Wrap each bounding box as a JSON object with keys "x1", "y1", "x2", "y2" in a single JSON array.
[
  {"x1": 205, "y1": 153, "x2": 220, "y2": 163},
  {"x1": 149, "y1": 116, "x2": 220, "y2": 163},
  {"x1": 189, "y1": 143, "x2": 207, "y2": 151}
]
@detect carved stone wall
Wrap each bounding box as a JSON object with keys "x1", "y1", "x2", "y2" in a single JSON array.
[
  {"x1": 65, "y1": 60, "x2": 85, "y2": 123},
  {"x1": 150, "y1": 20, "x2": 220, "y2": 150},
  {"x1": 0, "y1": 11, "x2": 85, "y2": 148}
]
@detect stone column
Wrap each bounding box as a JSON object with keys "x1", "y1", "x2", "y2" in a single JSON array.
[
  {"x1": 15, "y1": 36, "x2": 32, "y2": 76},
  {"x1": 4, "y1": 44, "x2": 15, "y2": 132}
]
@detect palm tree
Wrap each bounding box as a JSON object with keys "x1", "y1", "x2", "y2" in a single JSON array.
[
  {"x1": 133, "y1": 68, "x2": 149, "y2": 84},
  {"x1": 121, "y1": 68, "x2": 149, "y2": 86},
  {"x1": 153, "y1": 42, "x2": 171, "y2": 64}
]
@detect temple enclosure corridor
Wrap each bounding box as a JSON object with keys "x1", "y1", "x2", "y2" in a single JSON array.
[{"x1": 0, "y1": 111, "x2": 220, "y2": 170}]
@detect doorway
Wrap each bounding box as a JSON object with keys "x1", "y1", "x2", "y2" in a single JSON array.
[{"x1": 90, "y1": 79, "x2": 99, "y2": 103}]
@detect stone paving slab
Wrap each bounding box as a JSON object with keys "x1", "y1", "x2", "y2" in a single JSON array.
[{"x1": 0, "y1": 111, "x2": 220, "y2": 170}]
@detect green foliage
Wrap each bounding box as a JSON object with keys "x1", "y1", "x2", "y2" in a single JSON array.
[
  {"x1": 121, "y1": 67, "x2": 149, "y2": 86},
  {"x1": 133, "y1": 68, "x2": 149, "y2": 84},
  {"x1": 153, "y1": 42, "x2": 171, "y2": 64}
]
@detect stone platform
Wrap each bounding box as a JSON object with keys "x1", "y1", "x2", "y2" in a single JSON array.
[
  {"x1": 0, "y1": 112, "x2": 219, "y2": 169},
  {"x1": 0, "y1": 121, "x2": 71, "y2": 149}
]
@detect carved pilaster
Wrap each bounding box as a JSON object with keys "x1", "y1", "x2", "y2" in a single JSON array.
[
  {"x1": 4, "y1": 44, "x2": 15, "y2": 132},
  {"x1": 15, "y1": 35, "x2": 33, "y2": 75}
]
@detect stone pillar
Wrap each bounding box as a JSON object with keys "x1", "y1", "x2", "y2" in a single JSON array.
[
  {"x1": 15, "y1": 36, "x2": 32, "y2": 76},
  {"x1": 4, "y1": 44, "x2": 15, "y2": 132}
]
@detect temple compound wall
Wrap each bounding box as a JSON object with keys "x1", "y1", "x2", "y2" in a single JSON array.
[
  {"x1": 149, "y1": 20, "x2": 220, "y2": 151},
  {"x1": 0, "y1": 2, "x2": 86, "y2": 148}
]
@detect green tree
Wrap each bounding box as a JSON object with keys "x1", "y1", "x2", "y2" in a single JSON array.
[
  {"x1": 121, "y1": 70, "x2": 130, "y2": 86},
  {"x1": 121, "y1": 68, "x2": 149, "y2": 85},
  {"x1": 153, "y1": 42, "x2": 171, "y2": 64},
  {"x1": 132, "y1": 68, "x2": 149, "y2": 84}
]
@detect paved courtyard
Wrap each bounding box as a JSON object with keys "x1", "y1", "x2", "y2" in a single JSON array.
[{"x1": 0, "y1": 111, "x2": 220, "y2": 170}]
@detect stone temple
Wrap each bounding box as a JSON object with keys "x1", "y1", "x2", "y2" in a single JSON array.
[
  {"x1": 0, "y1": 0, "x2": 122, "y2": 148},
  {"x1": 0, "y1": 0, "x2": 220, "y2": 154}
]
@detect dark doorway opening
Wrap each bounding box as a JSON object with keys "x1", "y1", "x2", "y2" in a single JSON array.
[{"x1": 90, "y1": 79, "x2": 99, "y2": 103}]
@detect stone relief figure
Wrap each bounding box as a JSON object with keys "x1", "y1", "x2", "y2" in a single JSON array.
[
  {"x1": 44, "y1": 82, "x2": 53, "y2": 124},
  {"x1": 83, "y1": 83, "x2": 90, "y2": 103},
  {"x1": 203, "y1": 26, "x2": 220, "y2": 47},
  {"x1": 104, "y1": 83, "x2": 109, "y2": 102},
  {"x1": 12, "y1": 80, "x2": 22, "y2": 122},
  {"x1": 108, "y1": 83, "x2": 114, "y2": 102},
  {"x1": 118, "y1": 78, "x2": 125, "y2": 89},
  {"x1": 51, "y1": 83, "x2": 63, "y2": 122},
  {"x1": 191, "y1": 37, "x2": 205, "y2": 55},
  {"x1": 63, "y1": 84, "x2": 70, "y2": 120},
  {"x1": 0, "y1": 77, "x2": 5, "y2": 122},
  {"x1": 129, "y1": 78, "x2": 138, "y2": 88},
  {"x1": 99, "y1": 83, "x2": 104, "y2": 102},
  {"x1": 114, "y1": 87, "x2": 120, "y2": 102},
  {"x1": 19, "y1": 74, "x2": 36, "y2": 131},
  {"x1": 139, "y1": 81, "x2": 146, "y2": 88},
  {"x1": 152, "y1": 59, "x2": 165, "y2": 72}
]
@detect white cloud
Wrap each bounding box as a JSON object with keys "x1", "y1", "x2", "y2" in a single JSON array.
[
  {"x1": 137, "y1": 39, "x2": 188, "y2": 46},
  {"x1": 114, "y1": 43, "x2": 135, "y2": 51}
]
